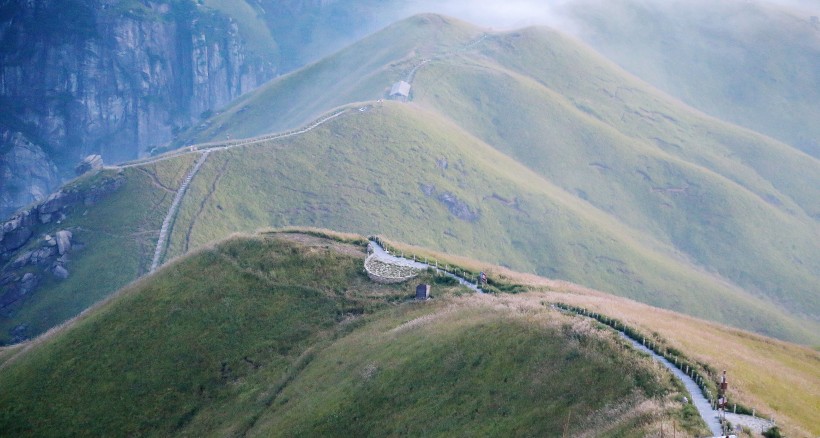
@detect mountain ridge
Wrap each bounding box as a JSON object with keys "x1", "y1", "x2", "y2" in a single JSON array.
[
  {"x1": 1, "y1": 229, "x2": 816, "y2": 436},
  {"x1": 1, "y1": 13, "x2": 817, "y2": 347}
]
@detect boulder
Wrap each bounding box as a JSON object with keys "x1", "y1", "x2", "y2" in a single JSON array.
[
  {"x1": 11, "y1": 251, "x2": 33, "y2": 268},
  {"x1": 55, "y1": 230, "x2": 72, "y2": 255},
  {"x1": 52, "y1": 264, "x2": 69, "y2": 280},
  {"x1": 2, "y1": 226, "x2": 32, "y2": 252},
  {"x1": 75, "y1": 154, "x2": 104, "y2": 175},
  {"x1": 37, "y1": 191, "x2": 79, "y2": 216},
  {"x1": 44, "y1": 234, "x2": 56, "y2": 246},
  {"x1": 3, "y1": 209, "x2": 36, "y2": 233},
  {"x1": 31, "y1": 246, "x2": 56, "y2": 264}
]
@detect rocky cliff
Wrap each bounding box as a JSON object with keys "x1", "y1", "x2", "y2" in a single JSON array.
[{"x1": 0, "y1": 0, "x2": 276, "y2": 217}]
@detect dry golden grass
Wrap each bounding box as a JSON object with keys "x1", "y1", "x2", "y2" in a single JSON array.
[
  {"x1": 260, "y1": 226, "x2": 368, "y2": 245},
  {"x1": 260, "y1": 232, "x2": 819, "y2": 436},
  {"x1": 372, "y1": 235, "x2": 817, "y2": 436},
  {"x1": 0, "y1": 345, "x2": 23, "y2": 367},
  {"x1": 537, "y1": 291, "x2": 819, "y2": 437}
]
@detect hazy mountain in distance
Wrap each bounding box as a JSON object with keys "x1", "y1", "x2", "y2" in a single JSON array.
[{"x1": 562, "y1": 0, "x2": 820, "y2": 157}]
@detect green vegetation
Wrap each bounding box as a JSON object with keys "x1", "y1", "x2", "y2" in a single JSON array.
[
  {"x1": 3, "y1": 14, "x2": 818, "y2": 347},
  {"x1": 0, "y1": 233, "x2": 701, "y2": 437},
  {"x1": 173, "y1": 14, "x2": 481, "y2": 146},
  {"x1": 0, "y1": 156, "x2": 194, "y2": 343},
  {"x1": 165, "y1": 101, "x2": 818, "y2": 344},
  {"x1": 248, "y1": 300, "x2": 696, "y2": 437},
  {"x1": 565, "y1": 0, "x2": 820, "y2": 157}
]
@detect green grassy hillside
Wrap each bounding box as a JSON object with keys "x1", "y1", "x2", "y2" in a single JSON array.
[
  {"x1": 0, "y1": 155, "x2": 195, "y2": 342},
  {"x1": 172, "y1": 14, "x2": 481, "y2": 147},
  {"x1": 2, "y1": 14, "x2": 817, "y2": 347},
  {"x1": 409, "y1": 27, "x2": 820, "y2": 323},
  {"x1": 565, "y1": 0, "x2": 820, "y2": 157},
  {"x1": 0, "y1": 233, "x2": 699, "y2": 437},
  {"x1": 179, "y1": 14, "x2": 820, "y2": 330},
  {"x1": 164, "y1": 102, "x2": 818, "y2": 344}
]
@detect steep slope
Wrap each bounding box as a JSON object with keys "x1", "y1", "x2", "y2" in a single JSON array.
[
  {"x1": 172, "y1": 14, "x2": 481, "y2": 147},
  {"x1": 563, "y1": 0, "x2": 820, "y2": 157},
  {"x1": 0, "y1": 232, "x2": 697, "y2": 437},
  {"x1": 408, "y1": 27, "x2": 820, "y2": 323},
  {"x1": 176, "y1": 15, "x2": 818, "y2": 339},
  {"x1": 370, "y1": 236, "x2": 819, "y2": 437},
  {"x1": 1, "y1": 14, "x2": 817, "y2": 347},
  {"x1": 0, "y1": 0, "x2": 277, "y2": 217},
  {"x1": 164, "y1": 102, "x2": 818, "y2": 345}
]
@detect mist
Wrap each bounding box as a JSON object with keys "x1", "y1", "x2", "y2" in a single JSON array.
[
  {"x1": 395, "y1": 0, "x2": 580, "y2": 32},
  {"x1": 388, "y1": 0, "x2": 820, "y2": 35}
]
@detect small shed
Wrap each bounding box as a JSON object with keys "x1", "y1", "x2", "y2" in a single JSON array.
[
  {"x1": 390, "y1": 81, "x2": 411, "y2": 100},
  {"x1": 415, "y1": 283, "x2": 430, "y2": 301}
]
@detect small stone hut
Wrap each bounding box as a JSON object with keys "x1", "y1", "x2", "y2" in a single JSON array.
[
  {"x1": 416, "y1": 283, "x2": 430, "y2": 300},
  {"x1": 390, "y1": 81, "x2": 411, "y2": 101}
]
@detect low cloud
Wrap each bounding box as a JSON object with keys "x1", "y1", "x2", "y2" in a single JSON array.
[{"x1": 395, "y1": 0, "x2": 580, "y2": 32}]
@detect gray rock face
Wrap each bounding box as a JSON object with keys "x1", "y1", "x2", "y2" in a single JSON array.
[
  {"x1": 2, "y1": 227, "x2": 32, "y2": 252},
  {"x1": 0, "y1": 272, "x2": 39, "y2": 310},
  {"x1": 55, "y1": 230, "x2": 73, "y2": 256},
  {"x1": 0, "y1": 0, "x2": 276, "y2": 215},
  {"x1": 38, "y1": 192, "x2": 80, "y2": 216},
  {"x1": 31, "y1": 246, "x2": 57, "y2": 264},
  {"x1": 0, "y1": 129, "x2": 61, "y2": 218}
]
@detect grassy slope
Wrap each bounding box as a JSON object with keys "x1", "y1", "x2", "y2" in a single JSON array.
[
  {"x1": 4, "y1": 14, "x2": 817, "y2": 347},
  {"x1": 359, "y1": 239, "x2": 819, "y2": 437},
  {"x1": 165, "y1": 102, "x2": 817, "y2": 344},
  {"x1": 565, "y1": 0, "x2": 820, "y2": 157},
  {"x1": 543, "y1": 290, "x2": 820, "y2": 437},
  {"x1": 248, "y1": 295, "x2": 695, "y2": 437},
  {"x1": 410, "y1": 28, "x2": 820, "y2": 323},
  {"x1": 0, "y1": 156, "x2": 194, "y2": 342},
  {"x1": 0, "y1": 233, "x2": 695, "y2": 437},
  {"x1": 171, "y1": 14, "x2": 819, "y2": 341},
  {"x1": 173, "y1": 14, "x2": 483, "y2": 146}
]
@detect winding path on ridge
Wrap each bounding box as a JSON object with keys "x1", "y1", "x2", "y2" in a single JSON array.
[
  {"x1": 369, "y1": 239, "x2": 729, "y2": 436},
  {"x1": 139, "y1": 32, "x2": 492, "y2": 273},
  {"x1": 127, "y1": 30, "x2": 769, "y2": 434},
  {"x1": 144, "y1": 109, "x2": 350, "y2": 272}
]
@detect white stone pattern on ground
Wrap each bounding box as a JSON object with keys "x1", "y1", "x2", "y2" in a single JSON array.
[
  {"x1": 368, "y1": 240, "x2": 481, "y2": 293},
  {"x1": 149, "y1": 150, "x2": 210, "y2": 272},
  {"x1": 364, "y1": 254, "x2": 421, "y2": 284}
]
